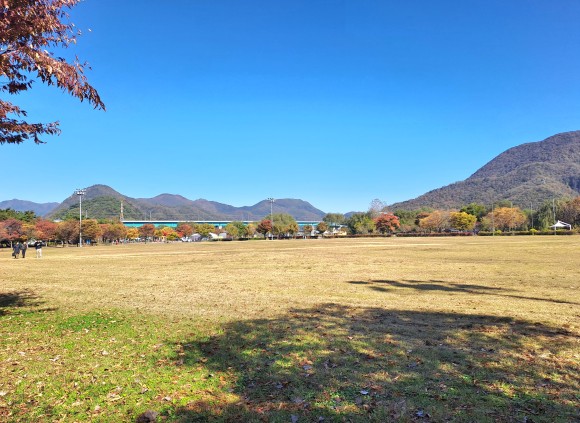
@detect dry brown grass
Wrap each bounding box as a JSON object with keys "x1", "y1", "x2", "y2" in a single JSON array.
[
  {"x1": 1, "y1": 236, "x2": 579, "y2": 422},
  {"x1": 2, "y1": 237, "x2": 579, "y2": 325}
]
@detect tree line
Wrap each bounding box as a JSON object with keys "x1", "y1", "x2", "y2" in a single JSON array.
[
  {"x1": 1, "y1": 196, "x2": 578, "y2": 246},
  {"x1": 341, "y1": 197, "x2": 580, "y2": 235}
]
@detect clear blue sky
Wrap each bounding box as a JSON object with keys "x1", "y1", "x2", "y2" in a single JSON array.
[{"x1": 3, "y1": 0, "x2": 580, "y2": 213}]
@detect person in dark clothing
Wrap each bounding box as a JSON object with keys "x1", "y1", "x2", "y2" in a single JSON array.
[
  {"x1": 12, "y1": 242, "x2": 21, "y2": 259},
  {"x1": 21, "y1": 242, "x2": 28, "y2": 258},
  {"x1": 35, "y1": 241, "x2": 43, "y2": 258}
]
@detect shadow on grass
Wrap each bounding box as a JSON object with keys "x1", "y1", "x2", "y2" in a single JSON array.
[
  {"x1": 158, "y1": 304, "x2": 579, "y2": 422},
  {"x1": 352, "y1": 279, "x2": 580, "y2": 306},
  {"x1": 0, "y1": 290, "x2": 50, "y2": 316}
]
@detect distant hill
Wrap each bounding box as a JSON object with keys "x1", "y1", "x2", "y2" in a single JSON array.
[
  {"x1": 391, "y1": 131, "x2": 580, "y2": 210},
  {"x1": 45, "y1": 185, "x2": 325, "y2": 221},
  {"x1": 0, "y1": 199, "x2": 59, "y2": 216}
]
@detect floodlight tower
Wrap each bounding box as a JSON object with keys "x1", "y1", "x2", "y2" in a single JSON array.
[
  {"x1": 267, "y1": 197, "x2": 275, "y2": 240},
  {"x1": 75, "y1": 188, "x2": 86, "y2": 247}
]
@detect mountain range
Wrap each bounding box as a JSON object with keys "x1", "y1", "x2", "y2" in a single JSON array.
[
  {"x1": 31, "y1": 185, "x2": 326, "y2": 221},
  {"x1": 390, "y1": 130, "x2": 580, "y2": 210},
  {"x1": 2, "y1": 130, "x2": 579, "y2": 218}
]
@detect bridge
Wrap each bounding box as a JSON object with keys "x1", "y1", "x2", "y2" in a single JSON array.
[{"x1": 122, "y1": 220, "x2": 322, "y2": 229}]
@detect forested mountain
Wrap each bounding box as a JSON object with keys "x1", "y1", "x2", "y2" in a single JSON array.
[
  {"x1": 6, "y1": 131, "x2": 579, "y2": 219},
  {"x1": 0, "y1": 199, "x2": 59, "y2": 216},
  {"x1": 44, "y1": 185, "x2": 325, "y2": 221},
  {"x1": 391, "y1": 131, "x2": 580, "y2": 210}
]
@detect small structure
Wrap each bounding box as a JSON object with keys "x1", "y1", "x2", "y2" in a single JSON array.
[{"x1": 549, "y1": 220, "x2": 572, "y2": 230}]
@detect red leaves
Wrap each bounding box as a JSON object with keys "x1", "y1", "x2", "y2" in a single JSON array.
[
  {"x1": 0, "y1": 0, "x2": 104, "y2": 144},
  {"x1": 374, "y1": 213, "x2": 401, "y2": 234}
]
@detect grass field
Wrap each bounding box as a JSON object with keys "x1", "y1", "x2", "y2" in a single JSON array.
[{"x1": 1, "y1": 237, "x2": 579, "y2": 422}]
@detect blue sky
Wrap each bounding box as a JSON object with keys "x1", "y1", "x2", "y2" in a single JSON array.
[{"x1": 3, "y1": 0, "x2": 580, "y2": 213}]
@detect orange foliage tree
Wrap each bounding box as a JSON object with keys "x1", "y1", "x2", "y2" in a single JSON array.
[
  {"x1": 35, "y1": 219, "x2": 58, "y2": 241},
  {"x1": 485, "y1": 207, "x2": 526, "y2": 231},
  {"x1": 374, "y1": 213, "x2": 400, "y2": 234}
]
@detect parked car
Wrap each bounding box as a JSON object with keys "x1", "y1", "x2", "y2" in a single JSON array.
[{"x1": 28, "y1": 240, "x2": 46, "y2": 247}]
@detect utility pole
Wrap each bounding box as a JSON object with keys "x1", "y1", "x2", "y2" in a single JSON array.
[
  {"x1": 75, "y1": 188, "x2": 86, "y2": 247},
  {"x1": 553, "y1": 199, "x2": 556, "y2": 235},
  {"x1": 491, "y1": 202, "x2": 495, "y2": 235}
]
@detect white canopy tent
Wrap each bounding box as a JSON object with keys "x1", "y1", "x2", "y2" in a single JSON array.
[{"x1": 549, "y1": 220, "x2": 572, "y2": 230}]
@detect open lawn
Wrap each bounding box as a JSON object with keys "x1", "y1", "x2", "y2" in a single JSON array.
[{"x1": 1, "y1": 237, "x2": 579, "y2": 422}]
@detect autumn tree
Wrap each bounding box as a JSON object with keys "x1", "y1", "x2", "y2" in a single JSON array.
[
  {"x1": 138, "y1": 223, "x2": 155, "y2": 240},
  {"x1": 0, "y1": 218, "x2": 23, "y2": 245},
  {"x1": 0, "y1": 0, "x2": 105, "y2": 144},
  {"x1": 56, "y1": 219, "x2": 78, "y2": 244},
  {"x1": 414, "y1": 211, "x2": 430, "y2": 226},
  {"x1": 316, "y1": 221, "x2": 328, "y2": 234},
  {"x1": 485, "y1": 207, "x2": 527, "y2": 231},
  {"x1": 418, "y1": 210, "x2": 450, "y2": 232},
  {"x1": 256, "y1": 219, "x2": 272, "y2": 238},
  {"x1": 374, "y1": 213, "x2": 400, "y2": 234},
  {"x1": 286, "y1": 220, "x2": 299, "y2": 238},
  {"x1": 193, "y1": 223, "x2": 215, "y2": 238},
  {"x1": 81, "y1": 219, "x2": 101, "y2": 243},
  {"x1": 560, "y1": 196, "x2": 580, "y2": 227},
  {"x1": 35, "y1": 218, "x2": 58, "y2": 241},
  {"x1": 176, "y1": 223, "x2": 193, "y2": 238},
  {"x1": 449, "y1": 211, "x2": 477, "y2": 231},
  {"x1": 20, "y1": 221, "x2": 36, "y2": 241},
  {"x1": 101, "y1": 222, "x2": 127, "y2": 242},
  {"x1": 126, "y1": 227, "x2": 139, "y2": 240},
  {"x1": 155, "y1": 226, "x2": 178, "y2": 241},
  {"x1": 245, "y1": 223, "x2": 257, "y2": 238}
]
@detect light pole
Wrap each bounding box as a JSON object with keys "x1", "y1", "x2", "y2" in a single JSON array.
[
  {"x1": 75, "y1": 188, "x2": 86, "y2": 247},
  {"x1": 553, "y1": 198, "x2": 556, "y2": 235},
  {"x1": 491, "y1": 202, "x2": 495, "y2": 235},
  {"x1": 267, "y1": 197, "x2": 275, "y2": 240}
]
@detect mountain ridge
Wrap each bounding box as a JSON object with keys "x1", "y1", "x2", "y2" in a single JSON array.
[
  {"x1": 390, "y1": 130, "x2": 580, "y2": 210},
  {"x1": 42, "y1": 186, "x2": 326, "y2": 221},
  {"x1": 4, "y1": 131, "x2": 580, "y2": 216}
]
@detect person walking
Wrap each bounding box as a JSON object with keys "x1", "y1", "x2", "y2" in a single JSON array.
[
  {"x1": 21, "y1": 241, "x2": 28, "y2": 258},
  {"x1": 35, "y1": 240, "x2": 43, "y2": 258},
  {"x1": 12, "y1": 242, "x2": 21, "y2": 259}
]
